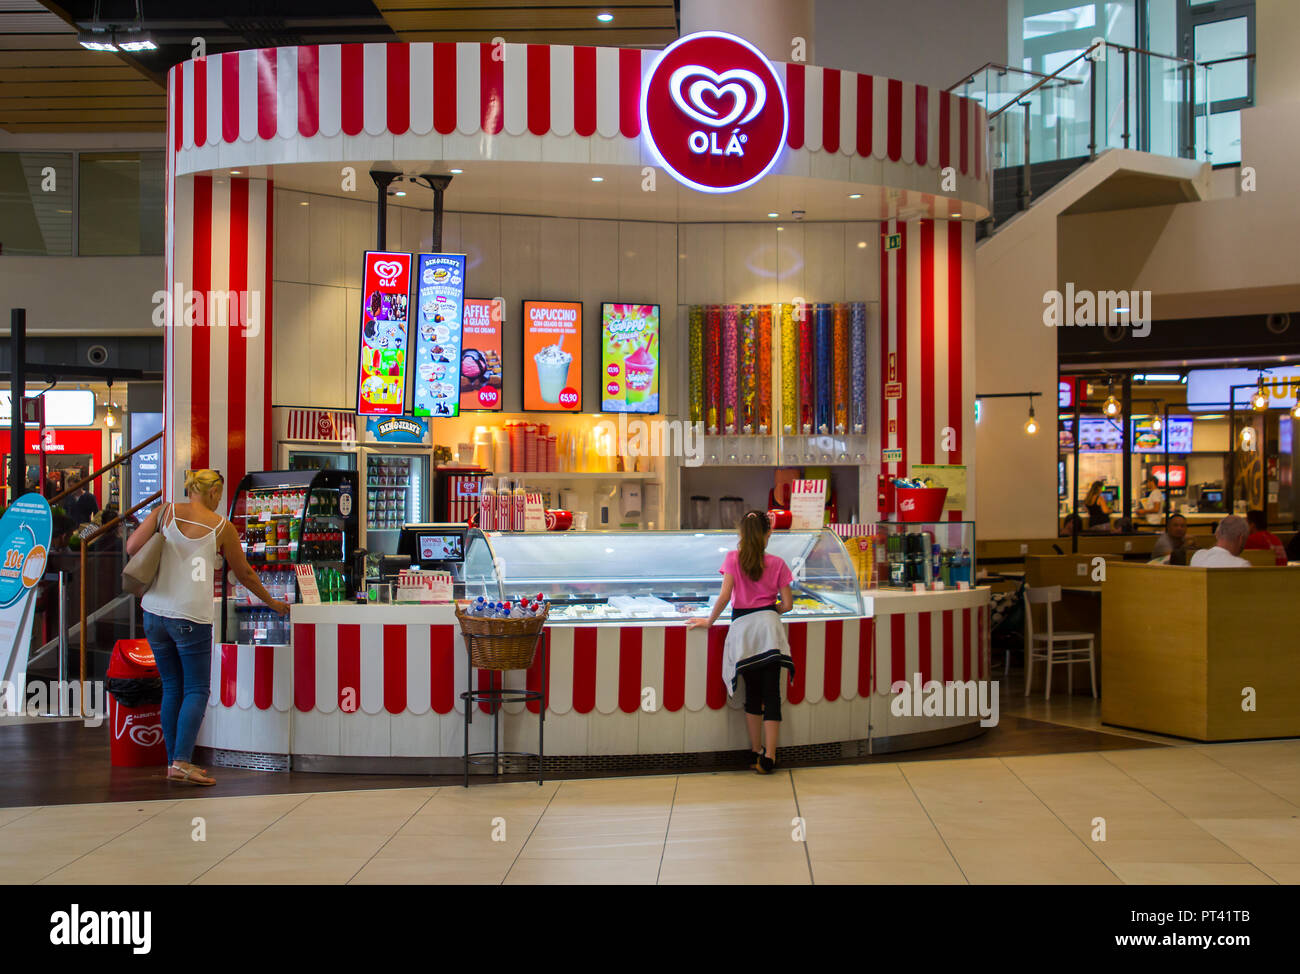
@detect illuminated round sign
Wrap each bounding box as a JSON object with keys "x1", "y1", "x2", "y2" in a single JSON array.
[{"x1": 641, "y1": 31, "x2": 788, "y2": 194}]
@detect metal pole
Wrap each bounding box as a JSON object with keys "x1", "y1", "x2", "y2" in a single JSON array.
[
  {"x1": 1021, "y1": 101, "x2": 1032, "y2": 210},
  {"x1": 1122, "y1": 49, "x2": 1131, "y2": 149},
  {"x1": 1072, "y1": 380, "x2": 1081, "y2": 555},
  {"x1": 10, "y1": 308, "x2": 26, "y2": 505},
  {"x1": 1121, "y1": 374, "x2": 1133, "y2": 525},
  {"x1": 1203, "y1": 65, "x2": 1211, "y2": 163},
  {"x1": 420, "y1": 174, "x2": 454, "y2": 252},
  {"x1": 79, "y1": 543, "x2": 86, "y2": 718},
  {"x1": 1228, "y1": 393, "x2": 1237, "y2": 514},
  {"x1": 1088, "y1": 55, "x2": 1098, "y2": 159},
  {"x1": 369, "y1": 171, "x2": 399, "y2": 249},
  {"x1": 58, "y1": 570, "x2": 67, "y2": 717}
]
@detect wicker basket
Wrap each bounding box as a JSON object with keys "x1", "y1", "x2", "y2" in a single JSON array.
[{"x1": 455, "y1": 604, "x2": 549, "y2": 670}]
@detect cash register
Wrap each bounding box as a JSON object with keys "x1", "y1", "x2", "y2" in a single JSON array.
[{"x1": 397, "y1": 523, "x2": 469, "y2": 596}]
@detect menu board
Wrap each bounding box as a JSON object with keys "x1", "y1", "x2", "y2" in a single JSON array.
[
  {"x1": 412, "y1": 253, "x2": 466, "y2": 418},
  {"x1": 601, "y1": 303, "x2": 660, "y2": 414},
  {"x1": 1077, "y1": 417, "x2": 1124, "y2": 453},
  {"x1": 522, "y1": 300, "x2": 582, "y2": 411},
  {"x1": 356, "y1": 251, "x2": 412, "y2": 416},
  {"x1": 1132, "y1": 416, "x2": 1195, "y2": 453},
  {"x1": 459, "y1": 298, "x2": 503, "y2": 411}
]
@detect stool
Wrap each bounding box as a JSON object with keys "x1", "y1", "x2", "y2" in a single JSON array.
[
  {"x1": 460, "y1": 633, "x2": 547, "y2": 787},
  {"x1": 1023, "y1": 585, "x2": 1096, "y2": 700}
]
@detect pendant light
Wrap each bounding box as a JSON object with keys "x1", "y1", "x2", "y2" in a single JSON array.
[
  {"x1": 1250, "y1": 373, "x2": 1268, "y2": 411},
  {"x1": 1150, "y1": 414, "x2": 1162, "y2": 433},
  {"x1": 1102, "y1": 378, "x2": 1121, "y2": 418},
  {"x1": 1024, "y1": 400, "x2": 1039, "y2": 435}
]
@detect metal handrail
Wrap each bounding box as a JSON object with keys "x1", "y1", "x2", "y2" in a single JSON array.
[
  {"x1": 1200, "y1": 53, "x2": 1255, "y2": 67},
  {"x1": 987, "y1": 41, "x2": 1102, "y2": 120},
  {"x1": 946, "y1": 61, "x2": 1073, "y2": 92},
  {"x1": 49, "y1": 430, "x2": 161, "y2": 507}
]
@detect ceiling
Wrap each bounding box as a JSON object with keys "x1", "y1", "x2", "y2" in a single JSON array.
[
  {"x1": 240, "y1": 158, "x2": 980, "y2": 224},
  {"x1": 1, "y1": 0, "x2": 679, "y2": 134}
]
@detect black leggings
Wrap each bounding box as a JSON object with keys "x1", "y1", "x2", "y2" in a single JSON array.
[{"x1": 741, "y1": 659, "x2": 785, "y2": 722}]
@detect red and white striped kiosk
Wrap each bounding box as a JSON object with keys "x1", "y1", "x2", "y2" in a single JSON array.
[{"x1": 162, "y1": 31, "x2": 994, "y2": 773}]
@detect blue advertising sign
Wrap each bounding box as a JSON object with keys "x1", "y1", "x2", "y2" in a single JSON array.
[
  {"x1": 412, "y1": 253, "x2": 467, "y2": 418},
  {"x1": 366, "y1": 416, "x2": 428, "y2": 444},
  {"x1": 130, "y1": 412, "x2": 163, "y2": 514},
  {"x1": 0, "y1": 493, "x2": 52, "y2": 697}
]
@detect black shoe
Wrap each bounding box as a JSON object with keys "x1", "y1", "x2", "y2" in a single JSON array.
[
  {"x1": 746, "y1": 750, "x2": 761, "y2": 769},
  {"x1": 756, "y1": 751, "x2": 776, "y2": 775}
]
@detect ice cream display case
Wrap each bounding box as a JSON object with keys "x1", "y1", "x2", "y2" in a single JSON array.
[
  {"x1": 220, "y1": 468, "x2": 359, "y2": 643},
  {"x1": 462, "y1": 528, "x2": 864, "y2": 623}
]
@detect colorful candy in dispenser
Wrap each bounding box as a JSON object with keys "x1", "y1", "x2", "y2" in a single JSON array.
[
  {"x1": 705, "y1": 304, "x2": 721, "y2": 433},
  {"x1": 850, "y1": 301, "x2": 867, "y2": 433},
  {"x1": 779, "y1": 303, "x2": 798, "y2": 434},
  {"x1": 797, "y1": 302, "x2": 814, "y2": 433},
  {"x1": 814, "y1": 303, "x2": 833, "y2": 433},
  {"x1": 721, "y1": 304, "x2": 739, "y2": 432},
  {"x1": 756, "y1": 304, "x2": 772, "y2": 433},
  {"x1": 832, "y1": 303, "x2": 850, "y2": 434},
  {"x1": 688, "y1": 305, "x2": 704, "y2": 424},
  {"x1": 739, "y1": 304, "x2": 757, "y2": 432}
]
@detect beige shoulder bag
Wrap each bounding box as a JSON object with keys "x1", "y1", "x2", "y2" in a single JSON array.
[{"x1": 122, "y1": 503, "x2": 170, "y2": 598}]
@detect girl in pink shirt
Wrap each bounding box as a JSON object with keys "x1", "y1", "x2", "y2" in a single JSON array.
[{"x1": 687, "y1": 510, "x2": 793, "y2": 774}]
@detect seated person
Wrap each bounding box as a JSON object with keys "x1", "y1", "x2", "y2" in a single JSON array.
[
  {"x1": 1243, "y1": 509, "x2": 1286, "y2": 566},
  {"x1": 1189, "y1": 515, "x2": 1252, "y2": 567},
  {"x1": 1111, "y1": 516, "x2": 1134, "y2": 534},
  {"x1": 1151, "y1": 513, "x2": 1192, "y2": 561},
  {"x1": 1060, "y1": 512, "x2": 1084, "y2": 536}
]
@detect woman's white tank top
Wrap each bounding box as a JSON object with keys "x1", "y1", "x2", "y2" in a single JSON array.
[{"x1": 140, "y1": 506, "x2": 224, "y2": 625}]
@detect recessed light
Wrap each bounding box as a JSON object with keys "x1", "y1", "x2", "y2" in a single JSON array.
[
  {"x1": 857, "y1": 241, "x2": 867, "y2": 248},
  {"x1": 767, "y1": 212, "x2": 778, "y2": 218},
  {"x1": 591, "y1": 176, "x2": 604, "y2": 182},
  {"x1": 449, "y1": 168, "x2": 463, "y2": 174},
  {"x1": 230, "y1": 170, "x2": 241, "y2": 175},
  {"x1": 776, "y1": 226, "x2": 784, "y2": 232},
  {"x1": 597, "y1": 12, "x2": 614, "y2": 22},
  {"x1": 950, "y1": 212, "x2": 961, "y2": 218},
  {"x1": 848, "y1": 193, "x2": 862, "y2": 199},
  {"x1": 299, "y1": 201, "x2": 309, "y2": 206}
]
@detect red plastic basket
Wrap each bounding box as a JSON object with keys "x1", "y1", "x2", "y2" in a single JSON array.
[{"x1": 895, "y1": 487, "x2": 948, "y2": 522}]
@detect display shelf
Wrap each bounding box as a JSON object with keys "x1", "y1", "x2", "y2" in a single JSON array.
[{"x1": 490, "y1": 470, "x2": 656, "y2": 480}]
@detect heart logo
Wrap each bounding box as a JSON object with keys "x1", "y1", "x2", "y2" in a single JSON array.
[
  {"x1": 373, "y1": 260, "x2": 403, "y2": 281},
  {"x1": 130, "y1": 724, "x2": 164, "y2": 747},
  {"x1": 669, "y1": 65, "x2": 766, "y2": 128}
]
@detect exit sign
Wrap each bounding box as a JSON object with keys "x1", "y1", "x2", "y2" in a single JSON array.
[{"x1": 884, "y1": 233, "x2": 902, "y2": 252}]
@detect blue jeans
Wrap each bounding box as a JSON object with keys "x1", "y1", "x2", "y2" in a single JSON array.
[{"x1": 143, "y1": 611, "x2": 212, "y2": 764}]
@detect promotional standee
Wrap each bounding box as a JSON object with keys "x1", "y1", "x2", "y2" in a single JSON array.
[
  {"x1": 356, "y1": 251, "x2": 413, "y2": 417},
  {"x1": 221, "y1": 468, "x2": 360, "y2": 644},
  {"x1": 523, "y1": 300, "x2": 582, "y2": 411},
  {"x1": 412, "y1": 253, "x2": 467, "y2": 418},
  {"x1": 459, "y1": 299, "x2": 503, "y2": 411},
  {"x1": 601, "y1": 303, "x2": 660, "y2": 414},
  {"x1": 0, "y1": 493, "x2": 51, "y2": 701}
]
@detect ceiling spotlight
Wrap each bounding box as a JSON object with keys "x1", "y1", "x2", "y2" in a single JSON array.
[
  {"x1": 848, "y1": 193, "x2": 862, "y2": 199},
  {"x1": 857, "y1": 241, "x2": 867, "y2": 249},
  {"x1": 449, "y1": 168, "x2": 464, "y2": 174},
  {"x1": 767, "y1": 212, "x2": 778, "y2": 218},
  {"x1": 78, "y1": 29, "x2": 117, "y2": 51},
  {"x1": 117, "y1": 31, "x2": 156, "y2": 52},
  {"x1": 394, "y1": 190, "x2": 406, "y2": 197},
  {"x1": 591, "y1": 176, "x2": 604, "y2": 182},
  {"x1": 597, "y1": 12, "x2": 614, "y2": 22}
]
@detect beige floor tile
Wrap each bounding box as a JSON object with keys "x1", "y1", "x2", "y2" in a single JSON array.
[
  {"x1": 1087, "y1": 838, "x2": 1245, "y2": 864},
  {"x1": 952, "y1": 856, "x2": 1121, "y2": 885},
  {"x1": 1190, "y1": 817, "x2": 1300, "y2": 863},
  {"x1": 520, "y1": 829, "x2": 666, "y2": 860},
  {"x1": 193, "y1": 856, "x2": 372, "y2": 884},
  {"x1": 0, "y1": 806, "x2": 41, "y2": 828},
  {"x1": 349, "y1": 857, "x2": 510, "y2": 884},
  {"x1": 1109, "y1": 862, "x2": 1278, "y2": 885},
  {"x1": 806, "y1": 829, "x2": 954, "y2": 863},
  {"x1": 395, "y1": 809, "x2": 545, "y2": 838},
  {"x1": 372, "y1": 830, "x2": 528, "y2": 861},
  {"x1": 38, "y1": 850, "x2": 224, "y2": 885},
  {"x1": 944, "y1": 832, "x2": 1101, "y2": 865},
  {"x1": 657, "y1": 856, "x2": 811, "y2": 884},
  {"x1": 811, "y1": 858, "x2": 967, "y2": 884},
  {"x1": 663, "y1": 833, "x2": 808, "y2": 862},
  {"x1": 505, "y1": 857, "x2": 662, "y2": 884},
  {"x1": 1256, "y1": 862, "x2": 1300, "y2": 884},
  {"x1": 234, "y1": 827, "x2": 396, "y2": 859},
  {"x1": 0, "y1": 850, "x2": 81, "y2": 884}
]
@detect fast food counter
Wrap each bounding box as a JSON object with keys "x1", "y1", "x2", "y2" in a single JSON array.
[{"x1": 195, "y1": 530, "x2": 992, "y2": 774}]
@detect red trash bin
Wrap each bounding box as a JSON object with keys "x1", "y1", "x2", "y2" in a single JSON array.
[{"x1": 106, "y1": 639, "x2": 168, "y2": 767}]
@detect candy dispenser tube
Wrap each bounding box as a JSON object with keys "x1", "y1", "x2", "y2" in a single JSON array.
[
  {"x1": 721, "y1": 304, "x2": 739, "y2": 432},
  {"x1": 688, "y1": 306, "x2": 704, "y2": 424},
  {"x1": 815, "y1": 303, "x2": 833, "y2": 433},
  {"x1": 704, "y1": 305, "x2": 721, "y2": 432},
  {"x1": 833, "y1": 303, "x2": 850, "y2": 433},
  {"x1": 739, "y1": 304, "x2": 757, "y2": 430},
  {"x1": 850, "y1": 301, "x2": 867, "y2": 432},
  {"x1": 798, "y1": 305, "x2": 815, "y2": 432},
  {"x1": 757, "y1": 305, "x2": 772, "y2": 431},
  {"x1": 779, "y1": 304, "x2": 798, "y2": 433}
]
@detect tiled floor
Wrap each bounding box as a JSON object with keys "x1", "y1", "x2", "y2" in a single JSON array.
[{"x1": 5, "y1": 740, "x2": 1297, "y2": 885}]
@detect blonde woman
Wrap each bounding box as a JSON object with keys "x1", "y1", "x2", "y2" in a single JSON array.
[{"x1": 127, "y1": 469, "x2": 288, "y2": 785}]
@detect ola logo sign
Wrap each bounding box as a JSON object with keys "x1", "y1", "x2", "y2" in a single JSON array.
[{"x1": 641, "y1": 31, "x2": 788, "y2": 194}]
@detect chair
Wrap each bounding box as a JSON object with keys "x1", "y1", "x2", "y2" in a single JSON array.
[{"x1": 1023, "y1": 585, "x2": 1096, "y2": 699}]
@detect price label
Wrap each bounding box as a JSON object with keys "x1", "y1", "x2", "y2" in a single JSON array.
[
  {"x1": 606, "y1": 381, "x2": 620, "y2": 396},
  {"x1": 259, "y1": 512, "x2": 271, "y2": 522},
  {"x1": 478, "y1": 386, "x2": 499, "y2": 408},
  {"x1": 558, "y1": 388, "x2": 579, "y2": 408},
  {"x1": 295, "y1": 564, "x2": 321, "y2": 605},
  {"x1": 253, "y1": 543, "x2": 266, "y2": 556}
]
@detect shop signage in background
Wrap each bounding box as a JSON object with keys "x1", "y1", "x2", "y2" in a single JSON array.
[
  {"x1": 640, "y1": 31, "x2": 788, "y2": 194},
  {"x1": 910, "y1": 464, "x2": 967, "y2": 511},
  {"x1": 366, "y1": 416, "x2": 428, "y2": 444},
  {"x1": 882, "y1": 448, "x2": 903, "y2": 463},
  {"x1": 601, "y1": 303, "x2": 660, "y2": 414},
  {"x1": 1131, "y1": 416, "x2": 1194, "y2": 453},
  {"x1": 412, "y1": 253, "x2": 467, "y2": 418},
  {"x1": 1186, "y1": 366, "x2": 1300, "y2": 411},
  {"x1": 884, "y1": 382, "x2": 903, "y2": 400},
  {"x1": 0, "y1": 493, "x2": 52, "y2": 704},
  {"x1": 460, "y1": 298, "x2": 503, "y2": 411},
  {"x1": 1058, "y1": 376, "x2": 1081, "y2": 409},
  {"x1": 129, "y1": 412, "x2": 163, "y2": 513},
  {"x1": 789, "y1": 479, "x2": 827, "y2": 529},
  {"x1": 522, "y1": 300, "x2": 583, "y2": 411},
  {"x1": 884, "y1": 233, "x2": 902, "y2": 252},
  {"x1": 356, "y1": 251, "x2": 412, "y2": 417},
  {"x1": 0, "y1": 389, "x2": 95, "y2": 427}
]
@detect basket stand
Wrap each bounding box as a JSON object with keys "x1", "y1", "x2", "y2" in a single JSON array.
[{"x1": 459, "y1": 627, "x2": 548, "y2": 788}]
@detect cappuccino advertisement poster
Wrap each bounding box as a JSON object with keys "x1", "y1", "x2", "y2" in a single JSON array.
[
  {"x1": 522, "y1": 300, "x2": 582, "y2": 411},
  {"x1": 356, "y1": 251, "x2": 412, "y2": 417},
  {"x1": 412, "y1": 253, "x2": 467, "y2": 418},
  {"x1": 459, "y1": 298, "x2": 503, "y2": 411},
  {"x1": 601, "y1": 303, "x2": 660, "y2": 414}
]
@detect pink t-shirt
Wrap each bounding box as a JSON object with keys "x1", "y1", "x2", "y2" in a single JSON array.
[{"x1": 721, "y1": 550, "x2": 793, "y2": 609}]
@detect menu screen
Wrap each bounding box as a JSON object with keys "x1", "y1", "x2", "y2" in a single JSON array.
[
  {"x1": 356, "y1": 251, "x2": 412, "y2": 416},
  {"x1": 601, "y1": 303, "x2": 660, "y2": 414},
  {"x1": 1131, "y1": 416, "x2": 1194, "y2": 453},
  {"x1": 419, "y1": 534, "x2": 464, "y2": 561},
  {"x1": 412, "y1": 253, "x2": 466, "y2": 418},
  {"x1": 1077, "y1": 417, "x2": 1124, "y2": 452},
  {"x1": 522, "y1": 300, "x2": 582, "y2": 411},
  {"x1": 460, "y1": 298, "x2": 503, "y2": 411}
]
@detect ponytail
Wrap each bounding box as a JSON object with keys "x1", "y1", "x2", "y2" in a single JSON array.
[{"x1": 736, "y1": 510, "x2": 771, "y2": 582}]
